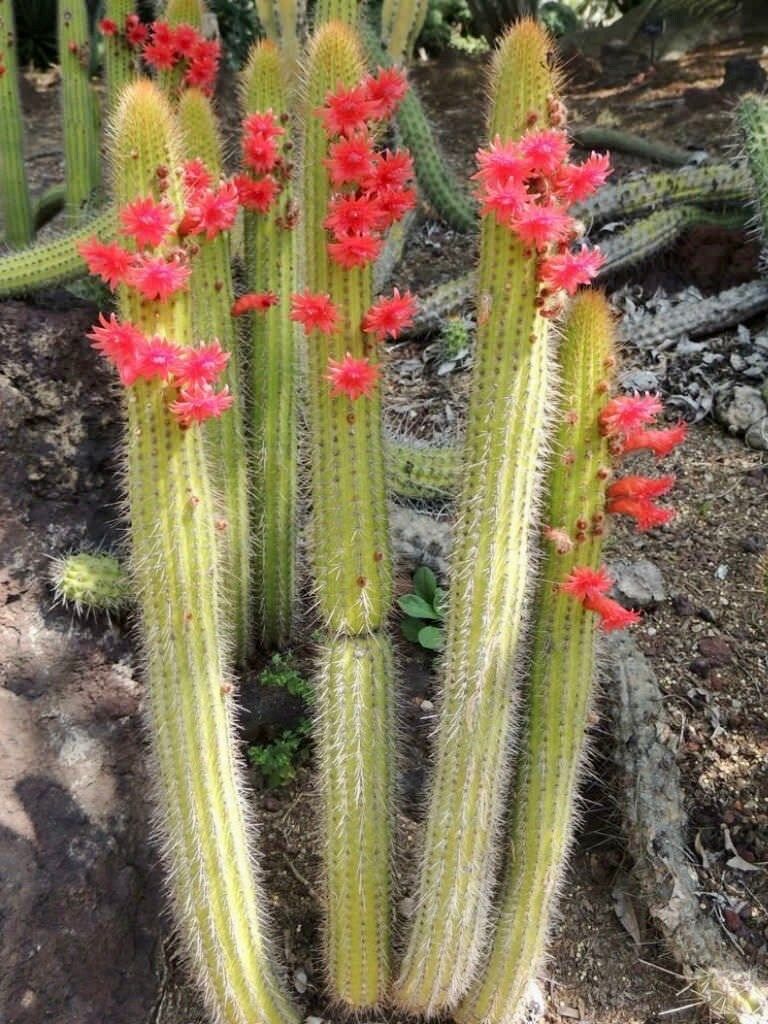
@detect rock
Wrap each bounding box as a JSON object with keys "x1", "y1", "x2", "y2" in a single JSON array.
[
  {"x1": 697, "y1": 636, "x2": 734, "y2": 667},
  {"x1": 745, "y1": 416, "x2": 768, "y2": 450},
  {"x1": 715, "y1": 385, "x2": 768, "y2": 434},
  {"x1": 740, "y1": 535, "x2": 765, "y2": 554},
  {"x1": 609, "y1": 559, "x2": 666, "y2": 609},
  {"x1": 672, "y1": 594, "x2": 696, "y2": 617},
  {"x1": 720, "y1": 56, "x2": 767, "y2": 94},
  {"x1": 619, "y1": 368, "x2": 660, "y2": 394}
]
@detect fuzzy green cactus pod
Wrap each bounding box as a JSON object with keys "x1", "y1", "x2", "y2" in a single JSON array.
[
  {"x1": 96, "y1": 78, "x2": 299, "y2": 1024},
  {"x1": 58, "y1": 0, "x2": 101, "y2": 219},
  {"x1": 455, "y1": 290, "x2": 617, "y2": 1024},
  {"x1": 0, "y1": 0, "x2": 34, "y2": 248},
  {"x1": 240, "y1": 40, "x2": 298, "y2": 650},
  {"x1": 51, "y1": 550, "x2": 131, "y2": 616}
]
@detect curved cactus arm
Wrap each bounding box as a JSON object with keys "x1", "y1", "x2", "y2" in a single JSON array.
[
  {"x1": 241, "y1": 40, "x2": 298, "y2": 650},
  {"x1": 735, "y1": 94, "x2": 768, "y2": 260},
  {"x1": 103, "y1": 0, "x2": 136, "y2": 112},
  {"x1": 0, "y1": 0, "x2": 33, "y2": 248},
  {"x1": 58, "y1": 0, "x2": 102, "y2": 220},
  {"x1": 178, "y1": 87, "x2": 252, "y2": 664},
  {"x1": 385, "y1": 437, "x2": 459, "y2": 500},
  {"x1": 570, "y1": 125, "x2": 699, "y2": 167},
  {"x1": 394, "y1": 21, "x2": 558, "y2": 1014},
  {"x1": 455, "y1": 290, "x2": 616, "y2": 1024},
  {"x1": 107, "y1": 80, "x2": 299, "y2": 1024}
]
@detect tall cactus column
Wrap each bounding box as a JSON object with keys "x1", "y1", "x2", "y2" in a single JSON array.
[
  {"x1": 81, "y1": 80, "x2": 299, "y2": 1024},
  {"x1": 58, "y1": 0, "x2": 101, "y2": 219},
  {"x1": 0, "y1": 0, "x2": 33, "y2": 247}
]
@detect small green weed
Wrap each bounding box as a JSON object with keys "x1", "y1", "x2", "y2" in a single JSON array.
[
  {"x1": 248, "y1": 721, "x2": 312, "y2": 789},
  {"x1": 257, "y1": 651, "x2": 313, "y2": 701},
  {"x1": 398, "y1": 566, "x2": 446, "y2": 652}
]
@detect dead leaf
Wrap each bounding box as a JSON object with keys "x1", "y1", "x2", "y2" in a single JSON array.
[{"x1": 612, "y1": 871, "x2": 642, "y2": 946}]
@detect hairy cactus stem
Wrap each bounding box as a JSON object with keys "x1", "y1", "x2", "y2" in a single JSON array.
[
  {"x1": 735, "y1": 94, "x2": 768, "y2": 263},
  {"x1": 385, "y1": 437, "x2": 460, "y2": 500},
  {"x1": 102, "y1": 0, "x2": 136, "y2": 112},
  {"x1": 381, "y1": 0, "x2": 429, "y2": 61},
  {"x1": 394, "y1": 20, "x2": 560, "y2": 1013},
  {"x1": 50, "y1": 550, "x2": 131, "y2": 617},
  {"x1": 108, "y1": 79, "x2": 299, "y2": 1024},
  {"x1": 58, "y1": 0, "x2": 102, "y2": 219},
  {"x1": 455, "y1": 290, "x2": 616, "y2": 1024},
  {"x1": 0, "y1": 0, "x2": 34, "y2": 247}
]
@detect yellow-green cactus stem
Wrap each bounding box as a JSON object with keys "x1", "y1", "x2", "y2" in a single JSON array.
[
  {"x1": 385, "y1": 438, "x2": 459, "y2": 500},
  {"x1": 255, "y1": 0, "x2": 278, "y2": 39},
  {"x1": 301, "y1": 21, "x2": 394, "y2": 1006},
  {"x1": 455, "y1": 290, "x2": 616, "y2": 1024},
  {"x1": 58, "y1": 0, "x2": 101, "y2": 220},
  {"x1": 51, "y1": 550, "x2": 131, "y2": 616},
  {"x1": 103, "y1": 0, "x2": 135, "y2": 112},
  {"x1": 381, "y1": 0, "x2": 429, "y2": 61},
  {"x1": 112, "y1": 79, "x2": 298, "y2": 1024},
  {"x1": 314, "y1": 0, "x2": 360, "y2": 29},
  {"x1": 394, "y1": 21, "x2": 558, "y2": 1014},
  {"x1": 736, "y1": 95, "x2": 768, "y2": 259},
  {"x1": 178, "y1": 87, "x2": 252, "y2": 663},
  {"x1": 241, "y1": 41, "x2": 298, "y2": 650},
  {"x1": 0, "y1": 0, "x2": 33, "y2": 247},
  {"x1": 275, "y1": 0, "x2": 303, "y2": 76}
]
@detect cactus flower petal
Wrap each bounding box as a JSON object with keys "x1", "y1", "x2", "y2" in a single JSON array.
[{"x1": 325, "y1": 354, "x2": 379, "y2": 400}]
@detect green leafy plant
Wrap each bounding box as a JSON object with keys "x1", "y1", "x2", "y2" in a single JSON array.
[
  {"x1": 399, "y1": 566, "x2": 447, "y2": 651},
  {"x1": 248, "y1": 719, "x2": 312, "y2": 787},
  {"x1": 258, "y1": 652, "x2": 314, "y2": 702}
]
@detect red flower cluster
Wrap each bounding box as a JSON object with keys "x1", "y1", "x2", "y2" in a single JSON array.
[
  {"x1": 474, "y1": 130, "x2": 610, "y2": 312},
  {"x1": 236, "y1": 109, "x2": 287, "y2": 216},
  {"x1": 599, "y1": 394, "x2": 688, "y2": 459},
  {"x1": 560, "y1": 565, "x2": 640, "y2": 632},
  {"x1": 99, "y1": 16, "x2": 220, "y2": 94}
]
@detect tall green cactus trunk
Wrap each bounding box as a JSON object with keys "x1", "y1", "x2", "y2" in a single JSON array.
[
  {"x1": 58, "y1": 0, "x2": 101, "y2": 219},
  {"x1": 103, "y1": 0, "x2": 135, "y2": 112},
  {"x1": 0, "y1": 0, "x2": 34, "y2": 247},
  {"x1": 241, "y1": 40, "x2": 299, "y2": 650},
  {"x1": 381, "y1": 0, "x2": 429, "y2": 60},
  {"x1": 108, "y1": 79, "x2": 298, "y2": 1024},
  {"x1": 456, "y1": 290, "x2": 616, "y2": 1024},
  {"x1": 301, "y1": 21, "x2": 394, "y2": 1007},
  {"x1": 394, "y1": 21, "x2": 557, "y2": 1014}
]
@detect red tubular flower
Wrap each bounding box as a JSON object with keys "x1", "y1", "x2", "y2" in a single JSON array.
[
  {"x1": 327, "y1": 231, "x2": 382, "y2": 268},
  {"x1": 512, "y1": 202, "x2": 573, "y2": 249},
  {"x1": 325, "y1": 354, "x2": 379, "y2": 400},
  {"x1": 183, "y1": 158, "x2": 214, "y2": 193},
  {"x1": 243, "y1": 110, "x2": 284, "y2": 139},
  {"x1": 539, "y1": 246, "x2": 604, "y2": 295},
  {"x1": 560, "y1": 564, "x2": 640, "y2": 631},
  {"x1": 362, "y1": 288, "x2": 417, "y2": 341},
  {"x1": 119, "y1": 196, "x2": 176, "y2": 248},
  {"x1": 126, "y1": 253, "x2": 191, "y2": 301},
  {"x1": 518, "y1": 128, "x2": 571, "y2": 176},
  {"x1": 124, "y1": 14, "x2": 148, "y2": 46},
  {"x1": 290, "y1": 291, "x2": 340, "y2": 334},
  {"x1": 150, "y1": 20, "x2": 173, "y2": 45},
  {"x1": 586, "y1": 593, "x2": 642, "y2": 631},
  {"x1": 599, "y1": 394, "x2": 663, "y2": 437},
  {"x1": 362, "y1": 67, "x2": 408, "y2": 119},
  {"x1": 317, "y1": 82, "x2": 375, "y2": 136},
  {"x1": 362, "y1": 149, "x2": 414, "y2": 192},
  {"x1": 479, "y1": 180, "x2": 530, "y2": 224},
  {"x1": 606, "y1": 495, "x2": 675, "y2": 531},
  {"x1": 180, "y1": 182, "x2": 239, "y2": 239},
  {"x1": 172, "y1": 341, "x2": 230, "y2": 386},
  {"x1": 607, "y1": 475, "x2": 676, "y2": 500},
  {"x1": 620, "y1": 422, "x2": 688, "y2": 459},
  {"x1": 554, "y1": 152, "x2": 612, "y2": 204},
  {"x1": 234, "y1": 174, "x2": 280, "y2": 213},
  {"x1": 324, "y1": 193, "x2": 382, "y2": 235},
  {"x1": 231, "y1": 292, "x2": 279, "y2": 316},
  {"x1": 474, "y1": 135, "x2": 532, "y2": 189},
  {"x1": 143, "y1": 37, "x2": 176, "y2": 71},
  {"x1": 324, "y1": 135, "x2": 377, "y2": 186},
  {"x1": 99, "y1": 18, "x2": 118, "y2": 35},
  {"x1": 169, "y1": 383, "x2": 234, "y2": 426},
  {"x1": 78, "y1": 238, "x2": 133, "y2": 289}
]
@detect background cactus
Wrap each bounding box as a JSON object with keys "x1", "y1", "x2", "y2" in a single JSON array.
[
  {"x1": 101, "y1": 0, "x2": 136, "y2": 112},
  {"x1": 50, "y1": 550, "x2": 131, "y2": 616},
  {"x1": 381, "y1": 0, "x2": 430, "y2": 61},
  {"x1": 736, "y1": 93, "x2": 768, "y2": 263},
  {"x1": 385, "y1": 437, "x2": 459, "y2": 499},
  {"x1": 0, "y1": 0, "x2": 34, "y2": 248},
  {"x1": 58, "y1": 0, "x2": 102, "y2": 219}
]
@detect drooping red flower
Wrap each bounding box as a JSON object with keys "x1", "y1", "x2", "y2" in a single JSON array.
[
  {"x1": 324, "y1": 193, "x2": 382, "y2": 236},
  {"x1": 362, "y1": 288, "x2": 417, "y2": 341},
  {"x1": 98, "y1": 18, "x2": 118, "y2": 35},
  {"x1": 539, "y1": 246, "x2": 604, "y2": 295},
  {"x1": 607, "y1": 475, "x2": 676, "y2": 500},
  {"x1": 231, "y1": 292, "x2": 279, "y2": 316},
  {"x1": 599, "y1": 394, "x2": 663, "y2": 437},
  {"x1": 518, "y1": 128, "x2": 571, "y2": 176},
  {"x1": 86, "y1": 312, "x2": 144, "y2": 363},
  {"x1": 374, "y1": 186, "x2": 417, "y2": 227},
  {"x1": 324, "y1": 135, "x2": 377, "y2": 186},
  {"x1": 362, "y1": 149, "x2": 414, "y2": 192},
  {"x1": 620, "y1": 422, "x2": 688, "y2": 459},
  {"x1": 362, "y1": 67, "x2": 408, "y2": 119},
  {"x1": 290, "y1": 291, "x2": 340, "y2": 334},
  {"x1": 179, "y1": 181, "x2": 239, "y2": 239},
  {"x1": 124, "y1": 14, "x2": 148, "y2": 47},
  {"x1": 555, "y1": 152, "x2": 611, "y2": 204},
  {"x1": 172, "y1": 341, "x2": 230, "y2": 386},
  {"x1": 560, "y1": 564, "x2": 640, "y2": 631},
  {"x1": 234, "y1": 174, "x2": 280, "y2": 213},
  {"x1": 119, "y1": 196, "x2": 176, "y2": 248},
  {"x1": 78, "y1": 238, "x2": 133, "y2": 289},
  {"x1": 606, "y1": 495, "x2": 676, "y2": 531},
  {"x1": 325, "y1": 354, "x2": 379, "y2": 400},
  {"x1": 587, "y1": 593, "x2": 642, "y2": 631},
  {"x1": 327, "y1": 231, "x2": 382, "y2": 268},
  {"x1": 126, "y1": 253, "x2": 191, "y2": 301},
  {"x1": 512, "y1": 202, "x2": 573, "y2": 249},
  {"x1": 317, "y1": 82, "x2": 375, "y2": 137},
  {"x1": 169, "y1": 382, "x2": 234, "y2": 426}
]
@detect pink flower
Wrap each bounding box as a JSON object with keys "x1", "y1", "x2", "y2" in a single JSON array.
[
  {"x1": 243, "y1": 110, "x2": 284, "y2": 140},
  {"x1": 172, "y1": 341, "x2": 230, "y2": 386},
  {"x1": 324, "y1": 135, "x2": 377, "y2": 186},
  {"x1": 539, "y1": 246, "x2": 604, "y2": 295},
  {"x1": 185, "y1": 38, "x2": 220, "y2": 94},
  {"x1": 126, "y1": 253, "x2": 191, "y2": 301},
  {"x1": 183, "y1": 158, "x2": 214, "y2": 193},
  {"x1": 599, "y1": 394, "x2": 663, "y2": 436},
  {"x1": 607, "y1": 475, "x2": 676, "y2": 500},
  {"x1": 242, "y1": 131, "x2": 279, "y2": 174},
  {"x1": 374, "y1": 186, "x2": 417, "y2": 227},
  {"x1": 231, "y1": 292, "x2": 279, "y2": 315},
  {"x1": 474, "y1": 135, "x2": 532, "y2": 189},
  {"x1": 327, "y1": 231, "x2": 382, "y2": 268},
  {"x1": 560, "y1": 564, "x2": 640, "y2": 631},
  {"x1": 317, "y1": 82, "x2": 375, "y2": 136},
  {"x1": 234, "y1": 174, "x2": 280, "y2": 213},
  {"x1": 362, "y1": 288, "x2": 417, "y2": 340},
  {"x1": 143, "y1": 37, "x2": 176, "y2": 71},
  {"x1": 479, "y1": 180, "x2": 529, "y2": 224},
  {"x1": 78, "y1": 238, "x2": 133, "y2": 289},
  {"x1": 363, "y1": 67, "x2": 408, "y2": 119},
  {"x1": 324, "y1": 193, "x2": 382, "y2": 235},
  {"x1": 170, "y1": 23, "x2": 199, "y2": 58},
  {"x1": 119, "y1": 196, "x2": 176, "y2": 248},
  {"x1": 620, "y1": 422, "x2": 688, "y2": 459},
  {"x1": 518, "y1": 128, "x2": 571, "y2": 176},
  {"x1": 362, "y1": 149, "x2": 414, "y2": 191},
  {"x1": 325, "y1": 354, "x2": 379, "y2": 400},
  {"x1": 132, "y1": 336, "x2": 183, "y2": 381},
  {"x1": 180, "y1": 182, "x2": 239, "y2": 239},
  {"x1": 99, "y1": 18, "x2": 118, "y2": 35},
  {"x1": 86, "y1": 312, "x2": 144, "y2": 364},
  {"x1": 290, "y1": 291, "x2": 340, "y2": 334},
  {"x1": 169, "y1": 382, "x2": 234, "y2": 426},
  {"x1": 512, "y1": 202, "x2": 573, "y2": 249},
  {"x1": 555, "y1": 152, "x2": 611, "y2": 204},
  {"x1": 124, "y1": 14, "x2": 148, "y2": 47}
]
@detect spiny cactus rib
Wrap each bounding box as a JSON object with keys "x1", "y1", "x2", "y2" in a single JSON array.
[
  {"x1": 241, "y1": 40, "x2": 298, "y2": 650},
  {"x1": 178, "y1": 88, "x2": 252, "y2": 663},
  {"x1": 32, "y1": 184, "x2": 67, "y2": 232},
  {"x1": 383, "y1": 0, "x2": 429, "y2": 61},
  {"x1": 571, "y1": 125, "x2": 699, "y2": 167},
  {"x1": 735, "y1": 94, "x2": 768, "y2": 258},
  {"x1": 360, "y1": 17, "x2": 477, "y2": 232},
  {"x1": 313, "y1": 0, "x2": 360, "y2": 30},
  {"x1": 301, "y1": 22, "x2": 394, "y2": 1006},
  {"x1": 373, "y1": 207, "x2": 415, "y2": 292},
  {"x1": 274, "y1": 0, "x2": 303, "y2": 75},
  {"x1": 51, "y1": 550, "x2": 131, "y2": 616},
  {"x1": 255, "y1": 0, "x2": 279, "y2": 39},
  {"x1": 113, "y1": 80, "x2": 298, "y2": 1024},
  {"x1": 385, "y1": 437, "x2": 459, "y2": 499},
  {"x1": 575, "y1": 161, "x2": 750, "y2": 226},
  {"x1": 58, "y1": 0, "x2": 101, "y2": 219},
  {"x1": 0, "y1": 206, "x2": 115, "y2": 296},
  {"x1": 103, "y1": 0, "x2": 135, "y2": 112},
  {"x1": 455, "y1": 291, "x2": 615, "y2": 1024},
  {"x1": 0, "y1": 0, "x2": 34, "y2": 247},
  {"x1": 394, "y1": 22, "x2": 558, "y2": 1013}
]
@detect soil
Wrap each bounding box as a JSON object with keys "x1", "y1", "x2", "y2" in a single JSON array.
[{"x1": 2, "y1": 24, "x2": 768, "y2": 1024}]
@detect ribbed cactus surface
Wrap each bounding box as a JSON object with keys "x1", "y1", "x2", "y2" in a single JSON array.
[
  {"x1": 736, "y1": 94, "x2": 768, "y2": 258},
  {"x1": 0, "y1": 0, "x2": 33, "y2": 247},
  {"x1": 58, "y1": 0, "x2": 101, "y2": 219}
]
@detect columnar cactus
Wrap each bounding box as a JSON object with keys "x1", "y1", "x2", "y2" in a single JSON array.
[
  {"x1": 736, "y1": 94, "x2": 768, "y2": 262},
  {"x1": 58, "y1": 0, "x2": 102, "y2": 219},
  {"x1": 0, "y1": 0, "x2": 33, "y2": 248},
  {"x1": 239, "y1": 40, "x2": 299, "y2": 650},
  {"x1": 385, "y1": 437, "x2": 459, "y2": 499},
  {"x1": 80, "y1": 79, "x2": 298, "y2": 1024},
  {"x1": 395, "y1": 21, "x2": 611, "y2": 1014},
  {"x1": 381, "y1": 0, "x2": 429, "y2": 60},
  {"x1": 99, "y1": 0, "x2": 136, "y2": 112}
]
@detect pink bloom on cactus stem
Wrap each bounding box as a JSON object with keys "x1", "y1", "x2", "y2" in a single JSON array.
[
  {"x1": 606, "y1": 495, "x2": 675, "y2": 532},
  {"x1": 599, "y1": 394, "x2": 663, "y2": 437},
  {"x1": 512, "y1": 202, "x2": 573, "y2": 250},
  {"x1": 169, "y1": 383, "x2": 234, "y2": 427},
  {"x1": 290, "y1": 292, "x2": 341, "y2": 335},
  {"x1": 518, "y1": 128, "x2": 571, "y2": 176},
  {"x1": 362, "y1": 289, "x2": 417, "y2": 341},
  {"x1": 620, "y1": 422, "x2": 688, "y2": 459},
  {"x1": 126, "y1": 253, "x2": 191, "y2": 302},
  {"x1": 234, "y1": 174, "x2": 280, "y2": 213},
  {"x1": 124, "y1": 14, "x2": 147, "y2": 47},
  {"x1": 539, "y1": 246, "x2": 604, "y2": 296},
  {"x1": 183, "y1": 159, "x2": 214, "y2": 193},
  {"x1": 363, "y1": 67, "x2": 408, "y2": 119},
  {"x1": 317, "y1": 82, "x2": 375, "y2": 137},
  {"x1": 132, "y1": 336, "x2": 182, "y2": 381},
  {"x1": 86, "y1": 313, "x2": 144, "y2": 363},
  {"x1": 324, "y1": 136, "x2": 377, "y2": 186},
  {"x1": 142, "y1": 39, "x2": 176, "y2": 71},
  {"x1": 119, "y1": 196, "x2": 176, "y2": 248},
  {"x1": 99, "y1": 18, "x2": 118, "y2": 35},
  {"x1": 77, "y1": 238, "x2": 133, "y2": 290},
  {"x1": 243, "y1": 111, "x2": 284, "y2": 140},
  {"x1": 180, "y1": 182, "x2": 239, "y2": 239},
  {"x1": 170, "y1": 23, "x2": 199, "y2": 57},
  {"x1": 325, "y1": 354, "x2": 380, "y2": 400},
  {"x1": 172, "y1": 341, "x2": 230, "y2": 386},
  {"x1": 242, "y1": 131, "x2": 279, "y2": 174},
  {"x1": 555, "y1": 152, "x2": 611, "y2": 203},
  {"x1": 480, "y1": 180, "x2": 530, "y2": 223},
  {"x1": 231, "y1": 292, "x2": 279, "y2": 316},
  {"x1": 327, "y1": 231, "x2": 382, "y2": 269},
  {"x1": 607, "y1": 475, "x2": 676, "y2": 500},
  {"x1": 474, "y1": 135, "x2": 533, "y2": 189},
  {"x1": 325, "y1": 193, "x2": 382, "y2": 235},
  {"x1": 363, "y1": 149, "x2": 414, "y2": 192},
  {"x1": 560, "y1": 564, "x2": 640, "y2": 631},
  {"x1": 374, "y1": 187, "x2": 417, "y2": 227}
]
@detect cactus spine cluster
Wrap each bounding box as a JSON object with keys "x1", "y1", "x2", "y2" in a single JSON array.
[
  {"x1": 241, "y1": 41, "x2": 299, "y2": 650},
  {"x1": 0, "y1": 0, "x2": 33, "y2": 247},
  {"x1": 58, "y1": 0, "x2": 102, "y2": 219},
  {"x1": 395, "y1": 22, "x2": 557, "y2": 1013},
  {"x1": 385, "y1": 437, "x2": 459, "y2": 499},
  {"x1": 736, "y1": 94, "x2": 768, "y2": 260},
  {"x1": 111, "y1": 80, "x2": 297, "y2": 1024},
  {"x1": 51, "y1": 550, "x2": 131, "y2": 616},
  {"x1": 456, "y1": 290, "x2": 615, "y2": 1024}
]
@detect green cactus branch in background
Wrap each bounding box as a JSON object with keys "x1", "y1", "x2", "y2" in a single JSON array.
[
  {"x1": 381, "y1": 0, "x2": 429, "y2": 61},
  {"x1": 736, "y1": 94, "x2": 768, "y2": 259},
  {"x1": 51, "y1": 550, "x2": 132, "y2": 616},
  {"x1": 0, "y1": 0, "x2": 34, "y2": 248},
  {"x1": 103, "y1": 0, "x2": 135, "y2": 111},
  {"x1": 385, "y1": 437, "x2": 459, "y2": 499},
  {"x1": 58, "y1": 0, "x2": 102, "y2": 219}
]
